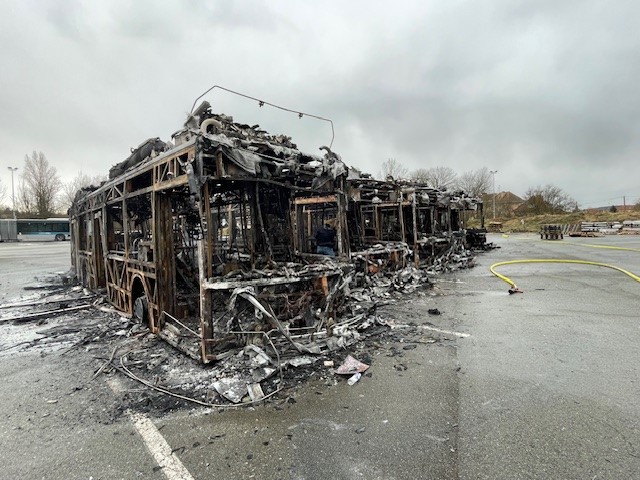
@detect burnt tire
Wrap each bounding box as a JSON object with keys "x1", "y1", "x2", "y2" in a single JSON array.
[{"x1": 133, "y1": 295, "x2": 149, "y2": 326}]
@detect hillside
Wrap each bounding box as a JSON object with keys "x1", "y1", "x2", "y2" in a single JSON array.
[{"x1": 498, "y1": 210, "x2": 640, "y2": 233}]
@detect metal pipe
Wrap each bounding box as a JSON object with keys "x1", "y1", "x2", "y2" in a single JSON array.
[
  {"x1": 7, "y1": 167, "x2": 17, "y2": 219},
  {"x1": 163, "y1": 311, "x2": 200, "y2": 338},
  {"x1": 490, "y1": 170, "x2": 497, "y2": 219}
]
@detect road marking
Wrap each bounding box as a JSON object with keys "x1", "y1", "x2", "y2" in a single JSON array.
[
  {"x1": 418, "y1": 325, "x2": 470, "y2": 337},
  {"x1": 390, "y1": 323, "x2": 470, "y2": 338},
  {"x1": 107, "y1": 378, "x2": 195, "y2": 480},
  {"x1": 130, "y1": 412, "x2": 195, "y2": 480}
]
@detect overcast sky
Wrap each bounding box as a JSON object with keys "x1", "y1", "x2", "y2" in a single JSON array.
[{"x1": 1, "y1": 0, "x2": 639, "y2": 207}]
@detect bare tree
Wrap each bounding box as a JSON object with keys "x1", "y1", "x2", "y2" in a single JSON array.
[
  {"x1": 411, "y1": 168, "x2": 429, "y2": 183},
  {"x1": 60, "y1": 172, "x2": 106, "y2": 210},
  {"x1": 17, "y1": 178, "x2": 35, "y2": 215},
  {"x1": 412, "y1": 166, "x2": 457, "y2": 189},
  {"x1": 379, "y1": 158, "x2": 409, "y2": 181},
  {"x1": 520, "y1": 184, "x2": 576, "y2": 215},
  {"x1": 457, "y1": 167, "x2": 492, "y2": 197},
  {"x1": 19, "y1": 151, "x2": 61, "y2": 217},
  {"x1": 435, "y1": 166, "x2": 458, "y2": 189}
]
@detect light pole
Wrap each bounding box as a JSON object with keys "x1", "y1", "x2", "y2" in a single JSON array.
[
  {"x1": 8, "y1": 167, "x2": 18, "y2": 219},
  {"x1": 489, "y1": 170, "x2": 497, "y2": 219}
]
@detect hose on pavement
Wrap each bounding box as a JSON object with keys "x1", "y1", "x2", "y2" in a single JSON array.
[
  {"x1": 490, "y1": 258, "x2": 640, "y2": 293},
  {"x1": 558, "y1": 241, "x2": 640, "y2": 253}
]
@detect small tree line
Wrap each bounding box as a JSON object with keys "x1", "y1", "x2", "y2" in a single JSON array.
[
  {"x1": 0, "y1": 151, "x2": 105, "y2": 218},
  {"x1": 377, "y1": 158, "x2": 621, "y2": 217},
  {"x1": 1, "y1": 153, "x2": 638, "y2": 218},
  {"x1": 379, "y1": 159, "x2": 493, "y2": 198}
]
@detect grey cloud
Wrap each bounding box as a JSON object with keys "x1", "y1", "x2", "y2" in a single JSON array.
[{"x1": 1, "y1": 0, "x2": 640, "y2": 206}]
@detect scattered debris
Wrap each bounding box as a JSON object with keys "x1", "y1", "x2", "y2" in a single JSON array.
[
  {"x1": 1, "y1": 278, "x2": 462, "y2": 411},
  {"x1": 213, "y1": 376, "x2": 248, "y2": 404},
  {"x1": 336, "y1": 355, "x2": 370, "y2": 375},
  {"x1": 1, "y1": 303, "x2": 94, "y2": 324},
  {"x1": 247, "y1": 383, "x2": 265, "y2": 402}
]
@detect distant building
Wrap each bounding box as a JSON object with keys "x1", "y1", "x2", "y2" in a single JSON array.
[{"x1": 482, "y1": 191, "x2": 524, "y2": 217}]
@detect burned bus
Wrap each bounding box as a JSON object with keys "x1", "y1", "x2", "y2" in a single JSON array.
[
  {"x1": 70, "y1": 100, "x2": 484, "y2": 362},
  {"x1": 69, "y1": 102, "x2": 352, "y2": 362},
  {"x1": 345, "y1": 177, "x2": 483, "y2": 269}
]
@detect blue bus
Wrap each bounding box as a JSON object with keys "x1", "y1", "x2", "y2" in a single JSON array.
[{"x1": 0, "y1": 218, "x2": 70, "y2": 242}]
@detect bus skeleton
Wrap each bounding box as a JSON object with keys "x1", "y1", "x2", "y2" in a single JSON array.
[{"x1": 69, "y1": 100, "x2": 482, "y2": 363}]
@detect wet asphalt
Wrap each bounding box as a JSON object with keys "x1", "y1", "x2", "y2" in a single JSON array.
[
  {"x1": 0, "y1": 241, "x2": 72, "y2": 303},
  {"x1": 452, "y1": 234, "x2": 640, "y2": 479},
  {"x1": 0, "y1": 235, "x2": 639, "y2": 479}
]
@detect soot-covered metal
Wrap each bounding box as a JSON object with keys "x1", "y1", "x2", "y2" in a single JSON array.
[{"x1": 69, "y1": 100, "x2": 484, "y2": 363}]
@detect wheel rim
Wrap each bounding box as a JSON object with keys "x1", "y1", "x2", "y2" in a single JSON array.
[{"x1": 133, "y1": 295, "x2": 149, "y2": 325}]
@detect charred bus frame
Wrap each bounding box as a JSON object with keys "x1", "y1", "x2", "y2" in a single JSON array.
[
  {"x1": 70, "y1": 102, "x2": 483, "y2": 363},
  {"x1": 70, "y1": 104, "x2": 351, "y2": 362}
]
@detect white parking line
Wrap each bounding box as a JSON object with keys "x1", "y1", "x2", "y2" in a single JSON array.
[
  {"x1": 390, "y1": 323, "x2": 470, "y2": 338},
  {"x1": 107, "y1": 378, "x2": 195, "y2": 480},
  {"x1": 418, "y1": 325, "x2": 470, "y2": 338},
  {"x1": 130, "y1": 412, "x2": 195, "y2": 480}
]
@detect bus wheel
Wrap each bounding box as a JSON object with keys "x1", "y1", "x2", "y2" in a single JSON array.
[
  {"x1": 55, "y1": 234, "x2": 65, "y2": 241},
  {"x1": 133, "y1": 295, "x2": 149, "y2": 326}
]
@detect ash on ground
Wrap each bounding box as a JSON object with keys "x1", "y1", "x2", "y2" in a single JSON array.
[{"x1": 1, "y1": 262, "x2": 469, "y2": 419}]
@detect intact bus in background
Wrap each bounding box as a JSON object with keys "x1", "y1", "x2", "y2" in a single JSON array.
[{"x1": 0, "y1": 218, "x2": 70, "y2": 242}]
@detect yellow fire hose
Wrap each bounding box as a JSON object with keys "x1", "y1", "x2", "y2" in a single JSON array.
[
  {"x1": 558, "y1": 241, "x2": 640, "y2": 253},
  {"x1": 490, "y1": 259, "x2": 640, "y2": 293}
]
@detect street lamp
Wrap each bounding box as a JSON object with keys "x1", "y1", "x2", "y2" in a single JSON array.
[
  {"x1": 7, "y1": 167, "x2": 18, "y2": 219},
  {"x1": 489, "y1": 170, "x2": 498, "y2": 219}
]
